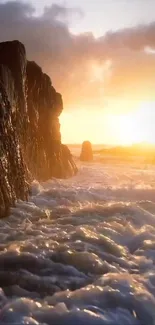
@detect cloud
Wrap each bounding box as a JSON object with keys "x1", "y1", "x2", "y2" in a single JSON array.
[
  {"x1": 43, "y1": 3, "x2": 83, "y2": 23},
  {"x1": 0, "y1": 1, "x2": 155, "y2": 110}
]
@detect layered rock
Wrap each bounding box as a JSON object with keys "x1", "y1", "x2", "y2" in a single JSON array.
[{"x1": 0, "y1": 40, "x2": 77, "y2": 217}]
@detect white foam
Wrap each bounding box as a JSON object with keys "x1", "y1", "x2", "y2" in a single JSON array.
[{"x1": 0, "y1": 160, "x2": 155, "y2": 324}]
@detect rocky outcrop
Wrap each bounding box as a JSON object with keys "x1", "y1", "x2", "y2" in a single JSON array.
[
  {"x1": 80, "y1": 141, "x2": 93, "y2": 162},
  {"x1": 0, "y1": 40, "x2": 77, "y2": 218}
]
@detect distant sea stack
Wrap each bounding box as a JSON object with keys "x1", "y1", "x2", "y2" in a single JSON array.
[
  {"x1": 0, "y1": 40, "x2": 77, "y2": 218},
  {"x1": 80, "y1": 141, "x2": 93, "y2": 161}
]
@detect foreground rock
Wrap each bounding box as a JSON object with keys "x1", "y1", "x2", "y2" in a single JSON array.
[
  {"x1": 0, "y1": 40, "x2": 77, "y2": 217},
  {"x1": 80, "y1": 141, "x2": 93, "y2": 162}
]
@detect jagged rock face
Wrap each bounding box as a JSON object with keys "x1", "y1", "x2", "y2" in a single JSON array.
[
  {"x1": 26, "y1": 61, "x2": 77, "y2": 180},
  {"x1": 0, "y1": 41, "x2": 28, "y2": 143},
  {"x1": 0, "y1": 40, "x2": 77, "y2": 217},
  {"x1": 26, "y1": 61, "x2": 62, "y2": 180},
  {"x1": 0, "y1": 42, "x2": 29, "y2": 217},
  {"x1": 80, "y1": 141, "x2": 93, "y2": 162}
]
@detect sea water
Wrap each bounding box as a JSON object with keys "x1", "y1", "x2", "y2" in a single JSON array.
[{"x1": 0, "y1": 159, "x2": 155, "y2": 324}]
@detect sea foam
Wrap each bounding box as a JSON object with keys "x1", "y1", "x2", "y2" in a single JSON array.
[{"x1": 0, "y1": 161, "x2": 155, "y2": 324}]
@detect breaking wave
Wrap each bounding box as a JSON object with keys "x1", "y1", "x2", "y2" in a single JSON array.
[{"x1": 0, "y1": 161, "x2": 155, "y2": 324}]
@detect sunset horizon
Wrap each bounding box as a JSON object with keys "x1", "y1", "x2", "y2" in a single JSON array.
[
  {"x1": 0, "y1": 2, "x2": 155, "y2": 324},
  {"x1": 0, "y1": 0, "x2": 155, "y2": 145}
]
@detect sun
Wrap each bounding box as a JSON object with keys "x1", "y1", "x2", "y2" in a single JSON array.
[
  {"x1": 115, "y1": 113, "x2": 145, "y2": 145},
  {"x1": 115, "y1": 102, "x2": 155, "y2": 145},
  {"x1": 60, "y1": 101, "x2": 155, "y2": 145}
]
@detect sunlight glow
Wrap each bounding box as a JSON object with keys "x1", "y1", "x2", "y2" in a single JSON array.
[
  {"x1": 60, "y1": 101, "x2": 155, "y2": 145},
  {"x1": 90, "y1": 60, "x2": 112, "y2": 83},
  {"x1": 113, "y1": 102, "x2": 155, "y2": 145}
]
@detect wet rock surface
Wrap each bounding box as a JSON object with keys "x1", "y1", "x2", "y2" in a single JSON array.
[{"x1": 0, "y1": 40, "x2": 77, "y2": 217}]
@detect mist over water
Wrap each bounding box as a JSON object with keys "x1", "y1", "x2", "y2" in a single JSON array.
[{"x1": 0, "y1": 154, "x2": 155, "y2": 324}]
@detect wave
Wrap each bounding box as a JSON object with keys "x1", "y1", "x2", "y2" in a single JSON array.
[{"x1": 0, "y1": 162, "x2": 155, "y2": 324}]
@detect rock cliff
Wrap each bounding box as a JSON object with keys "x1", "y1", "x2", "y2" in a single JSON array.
[{"x1": 0, "y1": 40, "x2": 77, "y2": 218}]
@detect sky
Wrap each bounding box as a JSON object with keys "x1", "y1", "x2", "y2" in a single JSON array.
[
  {"x1": 0, "y1": 0, "x2": 155, "y2": 144},
  {"x1": 5, "y1": 0, "x2": 155, "y2": 36}
]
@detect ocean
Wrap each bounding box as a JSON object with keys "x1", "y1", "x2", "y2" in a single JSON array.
[{"x1": 0, "y1": 150, "x2": 155, "y2": 324}]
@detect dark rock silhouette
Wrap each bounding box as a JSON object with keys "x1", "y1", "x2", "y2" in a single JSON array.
[
  {"x1": 26, "y1": 60, "x2": 64, "y2": 180},
  {"x1": 0, "y1": 40, "x2": 77, "y2": 217},
  {"x1": 61, "y1": 145, "x2": 78, "y2": 178},
  {"x1": 80, "y1": 141, "x2": 93, "y2": 162}
]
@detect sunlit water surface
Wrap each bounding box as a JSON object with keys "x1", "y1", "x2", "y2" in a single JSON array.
[{"x1": 1, "y1": 159, "x2": 155, "y2": 324}]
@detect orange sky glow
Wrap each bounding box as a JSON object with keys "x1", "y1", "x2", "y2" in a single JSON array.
[
  {"x1": 60, "y1": 101, "x2": 155, "y2": 145},
  {"x1": 59, "y1": 55, "x2": 155, "y2": 146},
  {"x1": 1, "y1": 0, "x2": 155, "y2": 146}
]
